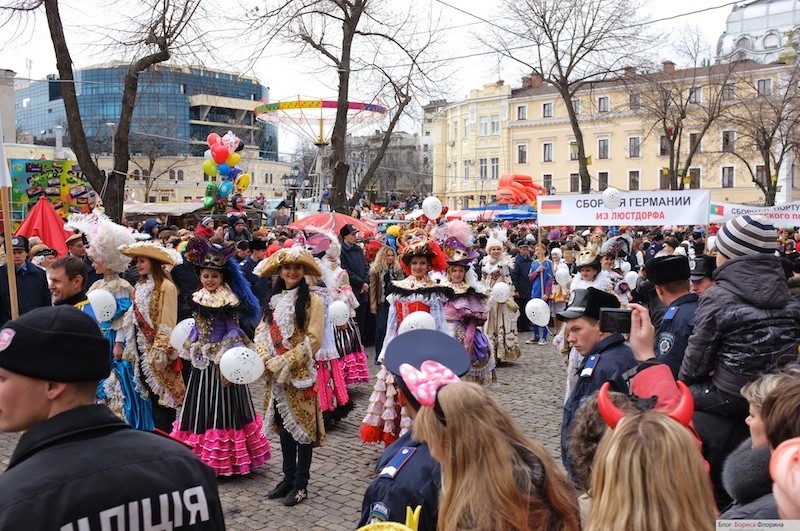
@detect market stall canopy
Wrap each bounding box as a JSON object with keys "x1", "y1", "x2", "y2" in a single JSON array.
[
  {"x1": 123, "y1": 202, "x2": 207, "y2": 216},
  {"x1": 495, "y1": 209, "x2": 537, "y2": 221},
  {"x1": 461, "y1": 209, "x2": 504, "y2": 222},
  {"x1": 14, "y1": 197, "x2": 72, "y2": 256},
  {"x1": 289, "y1": 211, "x2": 377, "y2": 236}
]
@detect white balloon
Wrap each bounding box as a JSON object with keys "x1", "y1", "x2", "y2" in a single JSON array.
[
  {"x1": 602, "y1": 187, "x2": 622, "y2": 210},
  {"x1": 706, "y1": 235, "x2": 717, "y2": 251},
  {"x1": 169, "y1": 318, "x2": 196, "y2": 350},
  {"x1": 87, "y1": 289, "x2": 116, "y2": 322},
  {"x1": 220, "y1": 347, "x2": 264, "y2": 385},
  {"x1": 204, "y1": 149, "x2": 212, "y2": 160},
  {"x1": 398, "y1": 311, "x2": 436, "y2": 334},
  {"x1": 525, "y1": 298, "x2": 550, "y2": 327},
  {"x1": 329, "y1": 301, "x2": 350, "y2": 327},
  {"x1": 491, "y1": 282, "x2": 511, "y2": 303},
  {"x1": 422, "y1": 196, "x2": 443, "y2": 220},
  {"x1": 624, "y1": 271, "x2": 640, "y2": 291},
  {"x1": 619, "y1": 261, "x2": 632, "y2": 274},
  {"x1": 555, "y1": 268, "x2": 571, "y2": 287}
]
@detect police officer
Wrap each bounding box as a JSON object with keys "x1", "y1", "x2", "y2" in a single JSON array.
[
  {"x1": 690, "y1": 255, "x2": 716, "y2": 297},
  {"x1": 358, "y1": 330, "x2": 470, "y2": 530},
  {"x1": 645, "y1": 255, "x2": 698, "y2": 378}
]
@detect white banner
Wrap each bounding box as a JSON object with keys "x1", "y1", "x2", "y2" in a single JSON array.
[
  {"x1": 710, "y1": 200, "x2": 800, "y2": 226},
  {"x1": 537, "y1": 190, "x2": 710, "y2": 227}
]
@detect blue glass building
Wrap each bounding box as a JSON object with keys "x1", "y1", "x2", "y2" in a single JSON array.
[{"x1": 15, "y1": 63, "x2": 277, "y2": 160}]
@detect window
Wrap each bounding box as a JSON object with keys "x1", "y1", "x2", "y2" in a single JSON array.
[
  {"x1": 463, "y1": 119, "x2": 469, "y2": 139},
  {"x1": 598, "y1": 138, "x2": 609, "y2": 159},
  {"x1": 543, "y1": 174, "x2": 553, "y2": 191},
  {"x1": 598, "y1": 171, "x2": 609, "y2": 191},
  {"x1": 598, "y1": 96, "x2": 609, "y2": 113},
  {"x1": 572, "y1": 99, "x2": 582, "y2": 114},
  {"x1": 542, "y1": 142, "x2": 553, "y2": 162},
  {"x1": 660, "y1": 169, "x2": 670, "y2": 190},
  {"x1": 479, "y1": 116, "x2": 488, "y2": 136},
  {"x1": 479, "y1": 158, "x2": 488, "y2": 180},
  {"x1": 177, "y1": 170, "x2": 184, "y2": 181},
  {"x1": 628, "y1": 136, "x2": 641, "y2": 158},
  {"x1": 169, "y1": 169, "x2": 176, "y2": 180},
  {"x1": 148, "y1": 196, "x2": 156, "y2": 202},
  {"x1": 688, "y1": 168, "x2": 701, "y2": 189},
  {"x1": 764, "y1": 33, "x2": 779, "y2": 49},
  {"x1": 723, "y1": 83, "x2": 736, "y2": 100},
  {"x1": 722, "y1": 130, "x2": 735, "y2": 152},
  {"x1": 689, "y1": 87, "x2": 702, "y2": 104},
  {"x1": 629, "y1": 170, "x2": 640, "y2": 191},
  {"x1": 756, "y1": 165, "x2": 768, "y2": 185},
  {"x1": 491, "y1": 115, "x2": 500, "y2": 134},
  {"x1": 491, "y1": 157, "x2": 499, "y2": 179},
  {"x1": 757, "y1": 79, "x2": 772, "y2": 95},
  {"x1": 132, "y1": 169, "x2": 140, "y2": 181},
  {"x1": 722, "y1": 166, "x2": 734, "y2": 188},
  {"x1": 463, "y1": 160, "x2": 470, "y2": 181},
  {"x1": 542, "y1": 102, "x2": 553, "y2": 118},
  {"x1": 569, "y1": 173, "x2": 580, "y2": 193},
  {"x1": 689, "y1": 133, "x2": 701, "y2": 153},
  {"x1": 160, "y1": 195, "x2": 170, "y2": 202},
  {"x1": 659, "y1": 135, "x2": 670, "y2": 156},
  {"x1": 517, "y1": 144, "x2": 528, "y2": 164},
  {"x1": 453, "y1": 122, "x2": 458, "y2": 140},
  {"x1": 569, "y1": 141, "x2": 579, "y2": 161},
  {"x1": 179, "y1": 84, "x2": 186, "y2": 94},
  {"x1": 516, "y1": 105, "x2": 528, "y2": 120},
  {"x1": 737, "y1": 37, "x2": 751, "y2": 49},
  {"x1": 629, "y1": 93, "x2": 641, "y2": 110}
]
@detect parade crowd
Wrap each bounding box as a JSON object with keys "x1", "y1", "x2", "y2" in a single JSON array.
[{"x1": 0, "y1": 203, "x2": 800, "y2": 530}]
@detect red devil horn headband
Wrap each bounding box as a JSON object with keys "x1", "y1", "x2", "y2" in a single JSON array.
[{"x1": 597, "y1": 380, "x2": 694, "y2": 429}]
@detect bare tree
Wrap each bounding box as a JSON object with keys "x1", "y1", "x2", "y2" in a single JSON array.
[
  {"x1": 251, "y1": 0, "x2": 446, "y2": 213},
  {"x1": 0, "y1": 0, "x2": 206, "y2": 222},
  {"x1": 487, "y1": 0, "x2": 653, "y2": 193},
  {"x1": 718, "y1": 61, "x2": 800, "y2": 206},
  {"x1": 625, "y1": 31, "x2": 736, "y2": 190}
]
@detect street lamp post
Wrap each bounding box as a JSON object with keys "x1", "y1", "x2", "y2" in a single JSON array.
[{"x1": 281, "y1": 165, "x2": 309, "y2": 223}]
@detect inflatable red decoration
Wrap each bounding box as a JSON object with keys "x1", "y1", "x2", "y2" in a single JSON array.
[{"x1": 496, "y1": 174, "x2": 547, "y2": 206}]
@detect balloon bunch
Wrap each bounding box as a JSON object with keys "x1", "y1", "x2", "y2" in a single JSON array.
[{"x1": 202, "y1": 131, "x2": 252, "y2": 211}]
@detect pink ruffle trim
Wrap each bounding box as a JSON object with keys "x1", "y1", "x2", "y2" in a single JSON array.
[
  {"x1": 316, "y1": 359, "x2": 350, "y2": 412},
  {"x1": 342, "y1": 351, "x2": 371, "y2": 385},
  {"x1": 171, "y1": 415, "x2": 272, "y2": 476}
]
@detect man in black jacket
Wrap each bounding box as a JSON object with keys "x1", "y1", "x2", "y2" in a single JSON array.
[
  {"x1": 340, "y1": 224, "x2": 369, "y2": 340},
  {"x1": 0, "y1": 236, "x2": 50, "y2": 323},
  {"x1": 0, "y1": 306, "x2": 225, "y2": 529},
  {"x1": 510, "y1": 241, "x2": 534, "y2": 332}
]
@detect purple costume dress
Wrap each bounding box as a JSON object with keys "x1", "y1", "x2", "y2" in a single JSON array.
[
  {"x1": 171, "y1": 285, "x2": 271, "y2": 476},
  {"x1": 443, "y1": 281, "x2": 492, "y2": 385}
]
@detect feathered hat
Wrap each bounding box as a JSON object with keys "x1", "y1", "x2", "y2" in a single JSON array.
[
  {"x1": 436, "y1": 220, "x2": 479, "y2": 267},
  {"x1": 65, "y1": 210, "x2": 143, "y2": 273},
  {"x1": 119, "y1": 241, "x2": 183, "y2": 266},
  {"x1": 601, "y1": 234, "x2": 633, "y2": 258},
  {"x1": 398, "y1": 227, "x2": 448, "y2": 274},
  {"x1": 259, "y1": 232, "x2": 322, "y2": 278},
  {"x1": 184, "y1": 238, "x2": 237, "y2": 270}
]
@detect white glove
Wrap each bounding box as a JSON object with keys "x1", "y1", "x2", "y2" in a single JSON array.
[{"x1": 553, "y1": 333, "x2": 564, "y2": 350}]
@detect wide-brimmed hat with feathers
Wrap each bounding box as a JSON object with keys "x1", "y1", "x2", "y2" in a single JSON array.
[
  {"x1": 258, "y1": 232, "x2": 322, "y2": 277},
  {"x1": 184, "y1": 238, "x2": 237, "y2": 270},
  {"x1": 66, "y1": 210, "x2": 146, "y2": 273},
  {"x1": 119, "y1": 241, "x2": 182, "y2": 266},
  {"x1": 435, "y1": 220, "x2": 479, "y2": 267}
]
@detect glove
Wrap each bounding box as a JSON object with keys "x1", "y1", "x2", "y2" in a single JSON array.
[
  {"x1": 276, "y1": 363, "x2": 291, "y2": 385},
  {"x1": 553, "y1": 333, "x2": 564, "y2": 350},
  {"x1": 266, "y1": 355, "x2": 287, "y2": 375}
]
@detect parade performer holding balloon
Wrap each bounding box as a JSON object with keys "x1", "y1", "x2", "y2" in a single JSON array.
[
  {"x1": 170, "y1": 238, "x2": 271, "y2": 476},
  {"x1": 481, "y1": 236, "x2": 521, "y2": 374},
  {"x1": 119, "y1": 241, "x2": 186, "y2": 432},
  {"x1": 360, "y1": 226, "x2": 452, "y2": 446},
  {"x1": 66, "y1": 211, "x2": 154, "y2": 430},
  {"x1": 527, "y1": 242, "x2": 554, "y2": 345},
  {"x1": 253, "y1": 239, "x2": 326, "y2": 506},
  {"x1": 438, "y1": 221, "x2": 492, "y2": 386}
]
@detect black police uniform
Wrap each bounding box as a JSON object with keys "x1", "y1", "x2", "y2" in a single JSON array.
[
  {"x1": 358, "y1": 431, "x2": 440, "y2": 530},
  {"x1": 653, "y1": 292, "x2": 699, "y2": 378}
]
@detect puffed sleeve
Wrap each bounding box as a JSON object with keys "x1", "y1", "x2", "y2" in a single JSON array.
[{"x1": 283, "y1": 293, "x2": 324, "y2": 370}]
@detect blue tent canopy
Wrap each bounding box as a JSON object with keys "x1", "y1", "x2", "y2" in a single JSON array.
[{"x1": 495, "y1": 209, "x2": 537, "y2": 221}]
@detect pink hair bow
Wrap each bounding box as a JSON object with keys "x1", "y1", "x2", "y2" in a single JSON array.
[{"x1": 399, "y1": 360, "x2": 460, "y2": 407}]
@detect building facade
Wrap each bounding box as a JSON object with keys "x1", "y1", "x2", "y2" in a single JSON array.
[
  {"x1": 429, "y1": 60, "x2": 800, "y2": 209},
  {"x1": 14, "y1": 63, "x2": 278, "y2": 160},
  {"x1": 717, "y1": 0, "x2": 800, "y2": 64}
]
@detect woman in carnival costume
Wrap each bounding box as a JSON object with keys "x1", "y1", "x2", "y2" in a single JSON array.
[
  {"x1": 369, "y1": 245, "x2": 405, "y2": 363},
  {"x1": 438, "y1": 221, "x2": 492, "y2": 386},
  {"x1": 480, "y1": 236, "x2": 521, "y2": 370},
  {"x1": 360, "y1": 227, "x2": 452, "y2": 446},
  {"x1": 120, "y1": 240, "x2": 186, "y2": 432},
  {"x1": 66, "y1": 211, "x2": 154, "y2": 430},
  {"x1": 170, "y1": 238, "x2": 271, "y2": 476},
  {"x1": 254, "y1": 238, "x2": 326, "y2": 506}
]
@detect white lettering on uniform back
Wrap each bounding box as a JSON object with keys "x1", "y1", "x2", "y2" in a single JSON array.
[{"x1": 183, "y1": 486, "x2": 209, "y2": 525}]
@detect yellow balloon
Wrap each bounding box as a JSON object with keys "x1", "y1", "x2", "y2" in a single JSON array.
[
  {"x1": 235, "y1": 172, "x2": 251, "y2": 191},
  {"x1": 226, "y1": 152, "x2": 241, "y2": 167},
  {"x1": 387, "y1": 225, "x2": 402, "y2": 237}
]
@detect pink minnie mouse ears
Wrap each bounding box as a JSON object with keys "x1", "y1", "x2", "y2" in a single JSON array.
[{"x1": 399, "y1": 360, "x2": 460, "y2": 425}]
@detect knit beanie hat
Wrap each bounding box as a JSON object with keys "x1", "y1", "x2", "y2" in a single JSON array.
[
  {"x1": 715, "y1": 215, "x2": 777, "y2": 258},
  {"x1": 0, "y1": 306, "x2": 110, "y2": 382},
  {"x1": 201, "y1": 216, "x2": 214, "y2": 227}
]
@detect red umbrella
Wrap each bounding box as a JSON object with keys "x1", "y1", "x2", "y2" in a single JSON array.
[
  {"x1": 289, "y1": 212, "x2": 377, "y2": 237},
  {"x1": 15, "y1": 198, "x2": 72, "y2": 256}
]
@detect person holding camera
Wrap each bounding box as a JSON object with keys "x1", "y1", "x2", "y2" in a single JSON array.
[{"x1": 558, "y1": 287, "x2": 637, "y2": 480}]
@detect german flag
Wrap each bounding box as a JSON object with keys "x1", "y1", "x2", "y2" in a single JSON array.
[{"x1": 540, "y1": 200, "x2": 562, "y2": 214}]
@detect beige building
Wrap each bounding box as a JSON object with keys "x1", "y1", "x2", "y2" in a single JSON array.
[{"x1": 430, "y1": 60, "x2": 800, "y2": 209}]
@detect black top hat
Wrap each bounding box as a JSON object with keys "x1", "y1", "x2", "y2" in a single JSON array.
[
  {"x1": 690, "y1": 255, "x2": 716, "y2": 281},
  {"x1": 556, "y1": 287, "x2": 620, "y2": 321},
  {"x1": 645, "y1": 255, "x2": 690, "y2": 285}
]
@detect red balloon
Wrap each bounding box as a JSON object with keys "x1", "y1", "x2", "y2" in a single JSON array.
[
  {"x1": 211, "y1": 144, "x2": 229, "y2": 164},
  {"x1": 207, "y1": 133, "x2": 221, "y2": 147}
]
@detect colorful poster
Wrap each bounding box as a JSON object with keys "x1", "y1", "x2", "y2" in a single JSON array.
[
  {"x1": 7, "y1": 159, "x2": 96, "y2": 225},
  {"x1": 537, "y1": 190, "x2": 710, "y2": 227}
]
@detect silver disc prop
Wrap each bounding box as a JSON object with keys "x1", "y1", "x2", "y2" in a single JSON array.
[{"x1": 219, "y1": 347, "x2": 265, "y2": 384}]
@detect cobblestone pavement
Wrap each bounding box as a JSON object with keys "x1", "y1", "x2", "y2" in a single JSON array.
[{"x1": 0, "y1": 334, "x2": 565, "y2": 530}]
